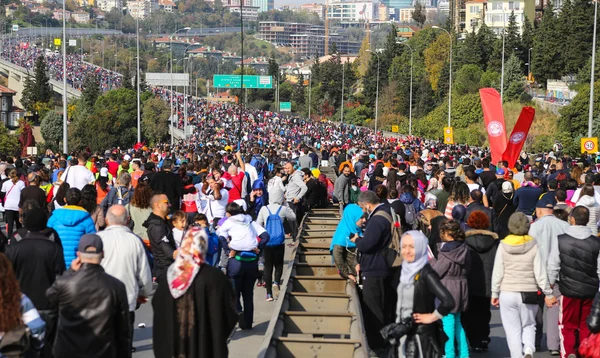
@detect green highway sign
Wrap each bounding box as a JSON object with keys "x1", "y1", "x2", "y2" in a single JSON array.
[
  {"x1": 213, "y1": 75, "x2": 273, "y2": 89},
  {"x1": 280, "y1": 102, "x2": 291, "y2": 112}
]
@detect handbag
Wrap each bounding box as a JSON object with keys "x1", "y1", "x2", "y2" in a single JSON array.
[
  {"x1": 0, "y1": 324, "x2": 31, "y2": 357},
  {"x1": 521, "y1": 291, "x2": 539, "y2": 305}
]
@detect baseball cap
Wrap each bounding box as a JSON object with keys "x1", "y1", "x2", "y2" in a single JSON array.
[
  {"x1": 536, "y1": 195, "x2": 556, "y2": 209},
  {"x1": 501, "y1": 181, "x2": 513, "y2": 193},
  {"x1": 123, "y1": 154, "x2": 131, "y2": 161},
  {"x1": 78, "y1": 234, "x2": 103, "y2": 253},
  {"x1": 496, "y1": 168, "x2": 506, "y2": 176},
  {"x1": 100, "y1": 167, "x2": 109, "y2": 177}
]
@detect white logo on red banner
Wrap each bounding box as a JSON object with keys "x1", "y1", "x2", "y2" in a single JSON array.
[
  {"x1": 509, "y1": 132, "x2": 526, "y2": 144},
  {"x1": 487, "y1": 121, "x2": 504, "y2": 137}
]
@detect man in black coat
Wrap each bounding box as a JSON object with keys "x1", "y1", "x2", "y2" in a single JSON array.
[
  {"x1": 355, "y1": 190, "x2": 392, "y2": 353},
  {"x1": 19, "y1": 172, "x2": 47, "y2": 212},
  {"x1": 149, "y1": 159, "x2": 184, "y2": 211},
  {"x1": 46, "y1": 234, "x2": 130, "y2": 358},
  {"x1": 144, "y1": 193, "x2": 177, "y2": 282},
  {"x1": 465, "y1": 190, "x2": 495, "y2": 231}
]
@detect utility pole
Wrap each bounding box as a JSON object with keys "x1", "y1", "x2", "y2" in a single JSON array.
[{"x1": 62, "y1": 0, "x2": 67, "y2": 153}]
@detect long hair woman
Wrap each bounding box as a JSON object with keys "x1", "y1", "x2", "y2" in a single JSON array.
[
  {"x1": 0, "y1": 168, "x2": 25, "y2": 237},
  {"x1": 81, "y1": 184, "x2": 105, "y2": 231},
  {"x1": 445, "y1": 181, "x2": 470, "y2": 220},
  {"x1": 129, "y1": 181, "x2": 154, "y2": 245}
]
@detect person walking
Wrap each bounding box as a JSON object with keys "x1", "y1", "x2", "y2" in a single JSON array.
[
  {"x1": 98, "y1": 205, "x2": 153, "y2": 353},
  {"x1": 284, "y1": 161, "x2": 307, "y2": 228},
  {"x1": 575, "y1": 184, "x2": 600, "y2": 235},
  {"x1": 529, "y1": 195, "x2": 570, "y2": 355},
  {"x1": 47, "y1": 188, "x2": 96, "y2": 267},
  {"x1": 144, "y1": 193, "x2": 177, "y2": 283},
  {"x1": 19, "y1": 172, "x2": 47, "y2": 212},
  {"x1": 462, "y1": 210, "x2": 499, "y2": 353},
  {"x1": 513, "y1": 172, "x2": 543, "y2": 220},
  {"x1": 46, "y1": 234, "x2": 130, "y2": 358},
  {"x1": 152, "y1": 226, "x2": 237, "y2": 358},
  {"x1": 329, "y1": 204, "x2": 364, "y2": 283},
  {"x1": 81, "y1": 184, "x2": 105, "y2": 231},
  {"x1": 355, "y1": 190, "x2": 392, "y2": 353},
  {"x1": 547, "y1": 206, "x2": 600, "y2": 358},
  {"x1": 256, "y1": 189, "x2": 296, "y2": 301},
  {"x1": 59, "y1": 153, "x2": 95, "y2": 190},
  {"x1": 1, "y1": 168, "x2": 25, "y2": 237},
  {"x1": 100, "y1": 172, "x2": 134, "y2": 215},
  {"x1": 334, "y1": 165, "x2": 352, "y2": 207},
  {"x1": 491, "y1": 212, "x2": 556, "y2": 358},
  {"x1": 433, "y1": 220, "x2": 470, "y2": 358},
  {"x1": 149, "y1": 159, "x2": 184, "y2": 211},
  {"x1": 129, "y1": 182, "x2": 153, "y2": 245}
]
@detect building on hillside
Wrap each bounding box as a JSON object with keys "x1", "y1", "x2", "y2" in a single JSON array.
[
  {"x1": 253, "y1": 0, "x2": 274, "y2": 12},
  {"x1": 378, "y1": 3, "x2": 389, "y2": 20},
  {"x1": 127, "y1": 0, "x2": 152, "y2": 19},
  {"x1": 53, "y1": 9, "x2": 73, "y2": 21},
  {"x1": 226, "y1": 4, "x2": 260, "y2": 20},
  {"x1": 5, "y1": 5, "x2": 17, "y2": 17},
  {"x1": 438, "y1": 0, "x2": 449, "y2": 14},
  {"x1": 158, "y1": 0, "x2": 175, "y2": 12},
  {"x1": 380, "y1": 0, "x2": 411, "y2": 11},
  {"x1": 398, "y1": 6, "x2": 438, "y2": 23},
  {"x1": 187, "y1": 46, "x2": 224, "y2": 59},
  {"x1": 326, "y1": 0, "x2": 376, "y2": 23},
  {"x1": 97, "y1": 0, "x2": 122, "y2": 12},
  {"x1": 71, "y1": 11, "x2": 90, "y2": 23},
  {"x1": 235, "y1": 57, "x2": 269, "y2": 74},
  {"x1": 300, "y1": 3, "x2": 326, "y2": 19},
  {"x1": 450, "y1": 0, "x2": 466, "y2": 32},
  {"x1": 30, "y1": 6, "x2": 51, "y2": 14},
  {"x1": 485, "y1": 0, "x2": 535, "y2": 36},
  {"x1": 396, "y1": 25, "x2": 420, "y2": 39},
  {"x1": 465, "y1": 0, "x2": 485, "y2": 32},
  {"x1": 0, "y1": 85, "x2": 24, "y2": 129},
  {"x1": 154, "y1": 37, "x2": 202, "y2": 57}
]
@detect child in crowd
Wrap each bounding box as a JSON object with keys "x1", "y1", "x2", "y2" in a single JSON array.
[
  {"x1": 171, "y1": 210, "x2": 187, "y2": 248},
  {"x1": 433, "y1": 220, "x2": 471, "y2": 358},
  {"x1": 194, "y1": 213, "x2": 220, "y2": 266}
]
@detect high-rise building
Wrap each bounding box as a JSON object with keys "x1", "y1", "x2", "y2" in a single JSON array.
[
  {"x1": 97, "y1": 0, "x2": 122, "y2": 12},
  {"x1": 381, "y1": 0, "x2": 412, "y2": 12},
  {"x1": 253, "y1": 0, "x2": 274, "y2": 12},
  {"x1": 326, "y1": 0, "x2": 376, "y2": 23},
  {"x1": 301, "y1": 3, "x2": 326, "y2": 19}
]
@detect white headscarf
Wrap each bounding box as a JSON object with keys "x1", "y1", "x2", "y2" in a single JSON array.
[{"x1": 400, "y1": 230, "x2": 429, "y2": 284}]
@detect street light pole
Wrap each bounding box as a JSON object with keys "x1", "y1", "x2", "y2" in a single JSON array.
[
  {"x1": 367, "y1": 49, "x2": 380, "y2": 134},
  {"x1": 62, "y1": 0, "x2": 67, "y2": 153},
  {"x1": 341, "y1": 57, "x2": 345, "y2": 123},
  {"x1": 169, "y1": 27, "x2": 190, "y2": 146},
  {"x1": 432, "y1": 26, "x2": 452, "y2": 128},
  {"x1": 500, "y1": 8, "x2": 506, "y2": 104},
  {"x1": 397, "y1": 41, "x2": 414, "y2": 136},
  {"x1": 589, "y1": 0, "x2": 598, "y2": 138},
  {"x1": 136, "y1": 16, "x2": 141, "y2": 143}
]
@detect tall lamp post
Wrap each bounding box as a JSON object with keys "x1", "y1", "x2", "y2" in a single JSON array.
[
  {"x1": 500, "y1": 8, "x2": 507, "y2": 104},
  {"x1": 169, "y1": 27, "x2": 190, "y2": 145},
  {"x1": 367, "y1": 49, "x2": 380, "y2": 134},
  {"x1": 136, "y1": 15, "x2": 140, "y2": 143},
  {"x1": 432, "y1": 26, "x2": 452, "y2": 128},
  {"x1": 589, "y1": 0, "x2": 598, "y2": 138},
  {"x1": 341, "y1": 55, "x2": 345, "y2": 123},
  {"x1": 396, "y1": 41, "x2": 414, "y2": 136},
  {"x1": 62, "y1": 0, "x2": 67, "y2": 153}
]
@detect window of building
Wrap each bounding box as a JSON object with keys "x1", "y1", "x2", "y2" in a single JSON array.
[
  {"x1": 508, "y1": 1, "x2": 520, "y2": 10},
  {"x1": 492, "y1": 2, "x2": 503, "y2": 10},
  {"x1": 470, "y1": 5, "x2": 480, "y2": 13}
]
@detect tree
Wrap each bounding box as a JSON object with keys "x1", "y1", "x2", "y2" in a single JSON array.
[
  {"x1": 40, "y1": 111, "x2": 63, "y2": 149},
  {"x1": 504, "y1": 11, "x2": 523, "y2": 62},
  {"x1": 291, "y1": 73, "x2": 306, "y2": 113},
  {"x1": 81, "y1": 74, "x2": 101, "y2": 109},
  {"x1": 356, "y1": 36, "x2": 371, "y2": 78},
  {"x1": 329, "y1": 42, "x2": 338, "y2": 55},
  {"x1": 142, "y1": 97, "x2": 170, "y2": 145},
  {"x1": 0, "y1": 122, "x2": 20, "y2": 156},
  {"x1": 412, "y1": 3, "x2": 427, "y2": 28},
  {"x1": 21, "y1": 55, "x2": 52, "y2": 114},
  {"x1": 521, "y1": 16, "x2": 534, "y2": 70},
  {"x1": 267, "y1": 54, "x2": 279, "y2": 102},
  {"x1": 503, "y1": 53, "x2": 525, "y2": 100},
  {"x1": 563, "y1": 0, "x2": 595, "y2": 74},
  {"x1": 533, "y1": 2, "x2": 562, "y2": 86},
  {"x1": 122, "y1": 66, "x2": 134, "y2": 90},
  {"x1": 424, "y1": 33, "x2": 450, "y2": 92},
  {"x1": 476, "y1": 24, "x2": 497, "y2": 71},
  {"x1": 454, "y1": 64, "x2": 483, "y2": 95}
]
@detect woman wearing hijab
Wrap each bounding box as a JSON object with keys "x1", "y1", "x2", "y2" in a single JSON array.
[
  {"x1": 381, "y1": 231, "x2": 455, "y2": 358},
  {"x1": 246, "y1": 180, "x2": 268, "y2": 221},
  {"x1": 451, "y1": 204, "x2": 468, "y2": 232},
  {"x1": 152, "y1": 226, "x2": 237, "y2": 358},
  {"x1": 368, "y1": 165, "x2": 386, "y2": 191},
  {"x1": 493, "y1": 181, "x2": 517, "y2": 240},
  {"x1": 330, "y1": 204, "x2": 365, "y2": 282}
]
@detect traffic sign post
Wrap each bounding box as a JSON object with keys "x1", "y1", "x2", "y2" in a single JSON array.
[
  {"x1": 444, "y1": 127, "x2": 454, "y2": 144},
  {"x1": 54, "y1": 38, "x2": 61, "y2": 46},
  {"x1": 280, "y1": 102, "x2": 291, "y2": 112},
  {"x1": 212, "y1": 75, "x2": 273, "y2": 89},
  {"x1": 391, "y1": 125, "x2": 399, "y2": 133},
  {"x1": 581, "y1": 137, "x2": 598, "y2": 153}
]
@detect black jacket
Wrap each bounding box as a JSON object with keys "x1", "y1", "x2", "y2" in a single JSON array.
[
  {"x1": 558, "y1": 233, "x2": 600, "y2": 299},
  {"x1": 46, "y1": 264, "x2": 130, "y2": 358},
  {"x1": 149, "y1": 171, "x2": 184, "y2": 210},
  {"x1": 465, "y1": 202, "x2": 495, "y2": 232},
  {"x1": 588, "y1": 292, "x2": 600, "y2": 333},
  {"x1": 6, "y1": 231, "x2": 66, "y2": 310},
  {"x1": 144, "y1": 212, "x2": 176, "y2": 281},
  {"x1": 413, "y1": 264, "x2": 455, "y2": 316},
  {"x1": 356, "y1": 203, "x2": 392, "y2": 278},
  {"x1": 19, "y1": 186, "x2": 47, "y2": 212},
  {"x1": 464, "y1": 229, "x2": 499, "y2": 297}
]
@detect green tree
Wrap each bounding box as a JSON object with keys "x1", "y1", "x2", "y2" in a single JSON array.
[
  {"x1": 454, "y1": 64, "x2": 483, "y2": 95},
  {"x1": 454, "y1": 30, "x2": 481, "y2": 70},
  {"x1": 267, "y1": 54, "x2": 279, "y2": 102},
  {"x1": 476, "y1": 24, "x2": 497, "y2": 71},
  {"x1": 424, "y1": 33, "x2": 450, "y2": 92},
  {"x1": 291, "y1": 73, "x2": 306, "y2": 113},
  {"x1": 412, "y1": 3, "x2": 427, "y2": 28},
  {"x1": 355, "y1": 36, "x2": 371, "y2": 78},
  {"x1": 122, "y1": 66, "x2": 134, "y2": 90},
  {"x1": 142, "y1": 97, "x2": 170, "y2": 145},
  {"x1": 81, "y1": 74, "x2": 101, "y2": 109},
  {"x1": 521, "y1": 16, "x2": 534, "y2": 71},
  {"x1": 480, "y1": 70, "x2": 501, "y2": 90},
  {"x1": 40, "y1": 111, "x2": 63, "y2": 149},
  {"x1": 0, "y1": 122, "x2": 20, "y2": 155},
  {"x1": 505, "y1": 11, "x2": 522, "y2": 60},
  {"x1": 21, "y1": 55, "x2": 52, "y2": 114},
  {"x1": 563, "y1": 0, "x2": 594, "y2": 74},
  {"x1": 504, "y1": 53, "x2": 525, "y2": 100},
  {"x1": 533, "y1": 1, "x2": 562, "y2": 86},
  {"x1": 558, "y1": 83, "x2": 600, "y2": 143}
]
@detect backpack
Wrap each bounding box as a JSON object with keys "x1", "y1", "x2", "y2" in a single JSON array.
[
  {"x1": 205, "y1": 228, "x2": 219, "y2": 256},
  {"x1": 373, "y1": 208, "x2": 403, "y2": 268},
  {"x1": 0, "y1": 324, "x2": 31, "y2": 357},
  {"x1": 265, "y1": 206, "x2": 285, "y2": 247},
  {"x1": 250, "y1": 155, "x2": 269, "y2": 183},
  {"x1": 404, "y1": 202, "x2": 420, "y2": 230}
]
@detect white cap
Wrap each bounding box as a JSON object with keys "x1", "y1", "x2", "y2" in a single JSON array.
[
  {"x1": 123, "y1": 154, "x2": 131, "y2": 161},
  {"x1": 100, "y1": 167, "x2": 109, "y2": 177}
]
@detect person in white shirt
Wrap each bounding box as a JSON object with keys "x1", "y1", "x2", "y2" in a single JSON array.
[
  {"x1": 1, "y1": 168, "x2": 25, "y2": 237},
  {"x1": 60, "y1": 153, "x2": 95, "y2": 190},
  {"x1": 96, "y1": 205, "x2": 152, "y2": 352},
  {"x1": 197, "y1": 175, "x2": 229, "y2": 226}
]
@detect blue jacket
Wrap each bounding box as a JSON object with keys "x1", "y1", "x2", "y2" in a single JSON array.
[
  {"x1": 513, "y1": 185, "x2": 542, "y2": 216},
  {"x1": 330, "y1": 204, "x2": 363, "y2": 251},
  {"x1": 47, "y1": 205, "x2": 96, "y2": 267}
]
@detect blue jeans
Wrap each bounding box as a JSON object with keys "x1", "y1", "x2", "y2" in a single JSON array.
[
  {"x1": 442, "y1": 312, "x2": 469, "y2": 358},
  {"x1": 228, "y1": 259, "x2": 259, "y2": 328}
]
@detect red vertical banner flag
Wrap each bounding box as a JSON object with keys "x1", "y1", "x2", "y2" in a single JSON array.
[
  {"x1": 502, "y1": 107, "x2": 535, "y2": 167},
  {"x1": 479, "y1": 88, "x2": 508, "y2": 164}
]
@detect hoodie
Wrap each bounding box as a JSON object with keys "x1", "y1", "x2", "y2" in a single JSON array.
[
  {"x1": 576, "y1": 195, "x2": 600, "y2": 235},
  {"x1": 217, "y1": 214, "x2": 266, "y2": 251},
  {"x1": 399, "y1": 192, "x2": 425, "y2": 214},
  {"x1": 432, "y1": 241, "x2": 470, "y2": 312},
  {"x1": 529, "y1": 214, "x2": 570, "y2": 266},
  {"x1": 47, "y1": 205, "x2": 96, "y2": 267},
  {"x1": 491, "y1": 234, "x2": 553, "y2": 299},
  {"x1": 465, "y1": 229, "x2": 499, "y2": 297},
  {"x1": 143, "y1": 212, "x2": 175, "y2": 281}
]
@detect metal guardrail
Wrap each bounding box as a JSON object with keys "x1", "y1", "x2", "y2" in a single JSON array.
[
  {"x1": 0, "y1": 58, "x2": 81, "y2": 98},
  {"x1": 258, "y1": 167, "x2": 369, "y2": 358}
]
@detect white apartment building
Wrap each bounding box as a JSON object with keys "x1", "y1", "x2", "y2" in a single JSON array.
[
  {"x1": 98, "y1": 0, "x2": 122, "y2": 12},
  {"x1": 326, "y1": 0, "x2": 376, "y2": 22},
  {"x1": 127, "y1": 0, "x2": 151, "y2": 19},
  {"x1": 485, "y1": 0, "x2": 535, "y2": 35}
]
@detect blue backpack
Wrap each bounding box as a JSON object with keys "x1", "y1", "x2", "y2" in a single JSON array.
[
  {"x1": 265, "y1": 206, "x2": 285, "y2": 247},
  {"x1": 205, "y1": 228, "x2": 219, "y2": 256},
  {"x1": 250, "y1": 155, "x2": 269, "y2": 182}
]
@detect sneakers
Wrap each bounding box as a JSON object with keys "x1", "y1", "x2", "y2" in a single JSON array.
[
  {"x1": 524, "y1": 346, "x2": 534, "y2": 358},
  {"x1": 266, "y1": 294, "x2": 274, "y2": 302},
  {"x1": 567, "y1": 355, "x2": 577, "y2": 358},
  {"x1": 256, "y1": 280, "x2": 265, "y2": 287},
  {"x1": 549, "y1": 350, "x2": 560, "y2": 356},
  {"x1": 272, "y1": 282, "x2": 280, "y2": 298}
]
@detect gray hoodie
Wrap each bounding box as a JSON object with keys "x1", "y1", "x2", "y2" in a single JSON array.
[
  {"x1": 285, "y1": 170, "x2": 307, "y2": 202},
  {"x1": 547, "y1": 225, "x2": 600, "y2": 285},
  {"x1": 529, "y1": 214, "x2": 570, "y2": 266},
  {"x1": 576, "y1": 195, "x2": 600, "y2": 235}
]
